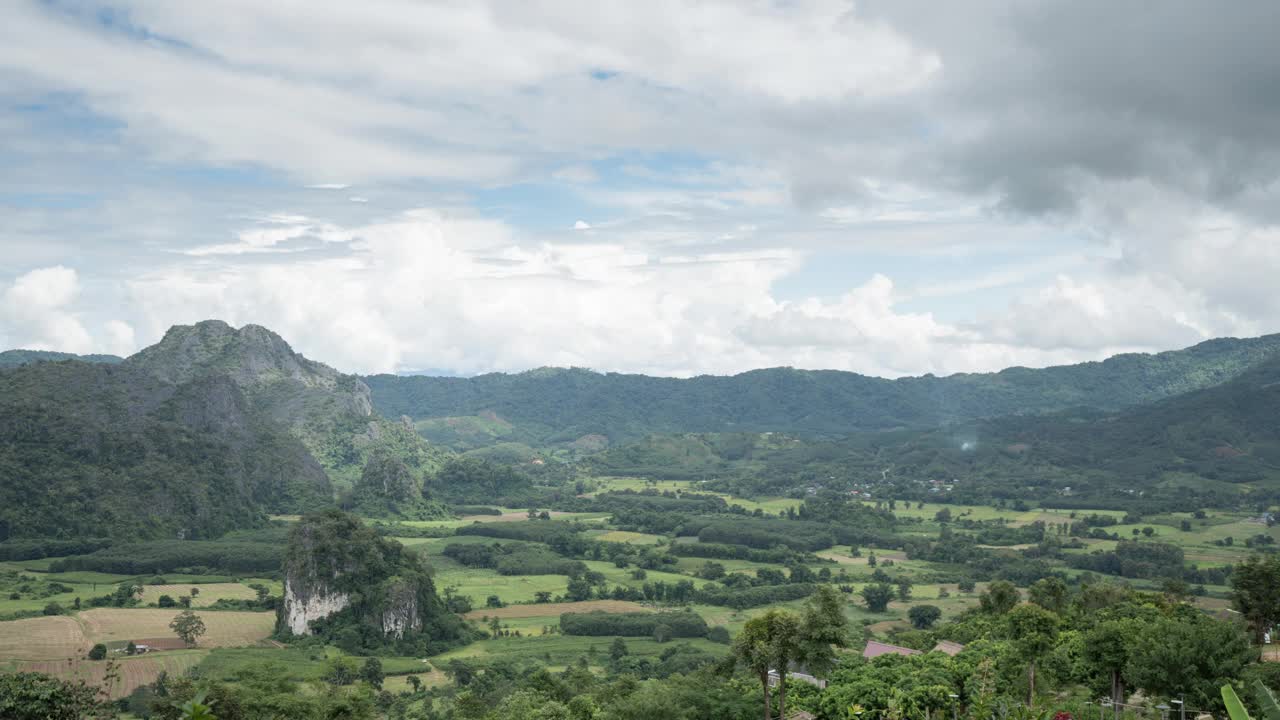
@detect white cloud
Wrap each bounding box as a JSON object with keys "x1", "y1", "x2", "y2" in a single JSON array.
[
  {"x1": 348, "y1": 196, "x2": 369, "y2": 203},
  {"x1": 573, "y1": 220, "x2": 591, "y2": 230},
  {"x1": 305, "y1": 183, "x2": 351, "y2": 190},
  {"x1": 0, "y1": 265, "x2": 93, "y2": 352}
]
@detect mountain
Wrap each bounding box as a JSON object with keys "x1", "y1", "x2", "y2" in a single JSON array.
[
  {"x1": 363, "y1": 334, "x2": 1280, "y2": 448},
  {"x1": 0, "y1": 360, "x2": 331, "y2": 540},
  {"x1": 592, "y1": 355, "x2": 1280, "y2": 509},
  {"x1": 0, "y1": 349, "x2": 122, "y2": 368},
  {"x1": 0, "y1": 320, "x2": 450, "y2": 541},
  {"x1": 127, "y1": 320, "x2": 449, "y2": 490}
]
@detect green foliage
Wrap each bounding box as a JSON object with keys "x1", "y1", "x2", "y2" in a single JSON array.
[
  {"x1": 88, "y1": 643, "x2": 107, "y2": 660},
  {"x1": 861, "y1": 582, "x2": 895, "y2": 612},
  {"x1": 1256, "y1": 680, "x2": 1280, "y2": 720},
  {"x1": 1226, "y1": 685, "x2": 1253, "y2": 720},
  {"x1": 909, "y1": 604, "x2": 942, "y2": 629},
  {"x1": 170, "y1": 609, "x2": 208, "y2": 646},
  {"x1": 366, "y1": 334, "x2": 1280, "y2": 444},
  {"x1": 50, "y1": 538, "x2": 284, "y2": 575},
  {"x1": 559, "y1": 611, "x2": 709, "y2": 638},
  {"x1": 0, "y1": 672, "x2": 106, "y2": 720},
  {"x1": 1231, "y1": 553, "x2": 1280, "y2": 642}
]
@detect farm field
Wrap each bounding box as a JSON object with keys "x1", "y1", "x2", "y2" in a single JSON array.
[
  {"x1": 20, "y1": 649, "x2": 207, "y2": 699},
  {"x1": 78, "y1": 608, "x2": 276, "y2": 648},
  {"x1": 138, "y1": 583, "x2": 258, "y2": 607}
]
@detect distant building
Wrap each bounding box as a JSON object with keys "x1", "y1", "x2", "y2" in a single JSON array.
[
  {"x1": 862, "y1": 640, "x2": 921, "y2": 659},
  {"x1": 768, "y1": 670, "x2": 827, "y2": 689}
]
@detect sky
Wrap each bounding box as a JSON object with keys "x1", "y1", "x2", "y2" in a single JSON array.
[{"x1": 3, "y1": 1, "x2": 1280, "y2": 378}]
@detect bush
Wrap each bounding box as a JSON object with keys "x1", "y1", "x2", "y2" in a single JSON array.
[
  {"x1": 707, "y1": 626, "x2": 731, "y2": 644},
  {"x1": 559, "y1": 611, "x2": 709, "y2": 638},
  {"x1": 157, "y1": 595, "x2": 176, "y2": 608},
  {"x1": 41, "y1": 602, "x2": 63, "y2": 616},
  {"x1": 87, "y1": 644, "x2": 107, "y2": 660}
]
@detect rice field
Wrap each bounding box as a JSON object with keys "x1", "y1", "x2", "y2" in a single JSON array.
[
  {"x1": 463, "y1": 600, "x2": 652, "y2": 621},
  {"x1": 0, "y1": 616, "x2": 90, "y2": 660}
]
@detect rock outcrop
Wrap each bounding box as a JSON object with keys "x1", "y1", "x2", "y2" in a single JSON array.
[{"x1": 279, "y1": 510, "x2": 454, "y2": 647}]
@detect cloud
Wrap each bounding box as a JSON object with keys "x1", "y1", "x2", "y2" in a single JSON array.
[
  {"x1": 0, "y1": 265, "x2": 93, "y2": 352},
  {"x1": 348, "y1": 196, "x2": 369, "y2": 203},
  {"x1": 573, "y1": 220, "x2": 591, "y2": 230},
  {"x1": 305, "y1": 183, "x2": 351, "y2": 190}
]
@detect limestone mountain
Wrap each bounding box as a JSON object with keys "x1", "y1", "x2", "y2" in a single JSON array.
[
  {"x1": 126, "y1": 320, "x2": 449, "y2": 490},
  {"x1": 0, "y1": 320, "x2": 452, "y2": 540},
  {"x1": 279, "y1": 510, "x2": 471, "y2": 654},
  {"x1": 0, "y1": 360, "x2": 331, "y2": 540}
]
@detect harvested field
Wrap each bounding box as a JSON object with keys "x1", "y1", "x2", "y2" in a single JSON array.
[
  {"x1": 78, "y1": 608, "x2": 275, "y2": 647},
  {"x1": 21, "y1": 650, "x2": 206, "y2": 699},
  {"x1": 0, "y1": 616, "x2": 88, "y2": 660},
  {"x1": 139, "y1": 583, "x2": 258, "y2": 607},
  {"x1": 464, "y1": 600, "x2": 651, "y2": 620}
]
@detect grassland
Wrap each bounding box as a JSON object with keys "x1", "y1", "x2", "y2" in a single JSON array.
[{"x1": 138, "y1": 583, "x2": 259, "y2": 607}]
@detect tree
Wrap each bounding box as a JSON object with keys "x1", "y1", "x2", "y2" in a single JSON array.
[
  {"x1": 1083, "y1": 619, "x2": 1136, "y2": 706},
  {"x1": 125, "y1": 641, "x2": 138, "y2": 656},
  {"x1": 0, "y1": 672, "x2": 106, "y2": 720},
  {"x1": 157, "y1": 594, "x2": 176, "y2": 608},
  {"x1": 407, "y1": 674, "x2": 422, "y2": 693},
  {"x1": 535, "y1": 591, "x2": 553, "y2": 603},
  {"x1": 360, "y1": 657, "x2": 384, "y2": 689},
  {"x1": 733, "y1": 613, "x2": 776, "y2": 720},
  {"x1": 698, "y1": 562, "x2": 726, "y2": 580},
  {"x1": 867, "y1": 552, "x2": 878, "y2": 567},
  {"x1": 189, "y1": 587, "x2": 200, "y2": 597},
  {"x1": 862, "y1": 583, "x2": 895, "y2": 612},
  {"x1": 909, "y1": 604, "x2": 942, "y2": 629},
  {"x1": 87, "y1": 643, "x2": 107, "y2": 660},
  {"x1": 610, "y1": 637, "x2": 630, "y2": 663},
  {"x1": 1126, "y1": 614, "x2": 1254, "y2": 708},
  {"x1": 979, "y1": 581, "x2": 1019, "y2": 615},
  {"x1": 178, "y1": 595, "x2": 192, "y2": 608},
  {"x1": 1142, "y1": 527, "x2": 1155, "y2": 537},
  {"x1": 324, "y1": 657, "x2": 357, "y2": 686},
  {"x1": 957, "y1": 578, "x2": 976, "y2": 593},
  {"x1": 1181, "y1": 520, "x2": 1193, "y2": 532},
  {"x1": 652, "y1": 623, "x2": 672, "y2": 643},
  {"x1": 1230, "y1": 553, "x2": 1280, "y2": 643},
  {"x1": 566, "y1": 576, "x2": 593, "y2": 602},
  {"x1": 1029, "y1": 577, "x2": 1068, "y2": 614},
  {"x1": 799, "y1": 584, "x2": 850, "y2": 677},
  {"x1": 896, "y1": 577, "x2": 913, "y2": 602},
  {"x1": 41, "y1": 602, "x2": 63, "y2": 616},
  {"x1": 1007, "y1": 604, "x2": 1058, "y2": 703},
  {"x1": 169, "y1": 610, "x2": 207, "y2": 647},
  {"x1": 935, "y1": 508, "x2": 952, "y2": 523}
]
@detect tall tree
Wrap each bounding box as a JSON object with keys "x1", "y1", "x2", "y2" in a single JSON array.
[
  {"x1": 1007, "y1": 604, "x2": 1058, "y2": 704},
  {"x1": 1230, "y1": 554, "x2": 1280, "y2": 643},
  {"x1": 980, "y1": 581, "x2": 1020, "y2": 615},
  {"x1": 733, "y1": 614, "x2": 777, "y2": 720},
  {"x1": 799, "y1": 584, "x2": 850, "y2": 676}
]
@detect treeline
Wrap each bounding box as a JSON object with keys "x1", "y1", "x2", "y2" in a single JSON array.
[
  {"x1": 559, "y1": 611, "x2": 708, "y2": 638},
  {"x1": 0, "y1": 538, "x2": 112, "y2": 561},
  {"x1": 49, "y1": 540, "x2": 283, "y2": 575},
  {"x1": 1066, "y1": 540, "x2": 1230, "y2": 583},
  {"x1": 694, "y1": 582, "x2": 817, "y2": 609},
  {"x1": 667, "y1": 541, "x2": 801, "y2": 564},
  {"x1": 442, "y1": 542, "x2": 586, "y2": 576}
]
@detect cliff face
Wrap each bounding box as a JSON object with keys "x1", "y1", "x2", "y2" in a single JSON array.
[
  {"x1": 283, "y1": 579, "x2": 351, "y2": 636},
  {"x1": 380, "y1": 580, "x2": 424, "y2": 639}
]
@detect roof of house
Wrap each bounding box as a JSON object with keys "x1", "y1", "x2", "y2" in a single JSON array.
[
  {"x1": 931, "y1": 640, "x2": 965, "y2": 656},
  {"x1": 862, "y1": 640, "x2": 922, "y2": 659}
]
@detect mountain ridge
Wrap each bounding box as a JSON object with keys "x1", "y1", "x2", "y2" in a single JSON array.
[{"x1": 363, "y1": 333, "x2": 1280, "y2": 446}]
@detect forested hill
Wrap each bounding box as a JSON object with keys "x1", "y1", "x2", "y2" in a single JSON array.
[
  {"x1": 0, "y1": 320, "x2": 448, "y2": 540},
  {"x1": 0, "y1": 360, "x2": 332, "y2": 540},
  {"x1": 364, "y1": 334, "x2": 1280, "y2": 444},
  {"x1": 596, "y1": 353, "x2": 1280, "y2": 508},
  {"x1": 0, "y1": 349, "x2": 122, "y2": 367}
]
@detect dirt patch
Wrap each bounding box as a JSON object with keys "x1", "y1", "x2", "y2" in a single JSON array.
[{"x1": 465, "y1": 600, "x2": 652, "y2": 620}]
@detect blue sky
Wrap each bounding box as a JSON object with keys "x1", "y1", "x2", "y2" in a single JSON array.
[{"x1": 2, "y1": 1, "x2": 1279, "y2": 377}]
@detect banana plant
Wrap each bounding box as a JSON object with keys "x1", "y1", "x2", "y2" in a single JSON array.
[
  {"x1": 1255, "y1": 680, "x2": 1280, "y2": 720},
  {"x1": 1224, "y1": 685, "x2": 1252, "y2": 720}
]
